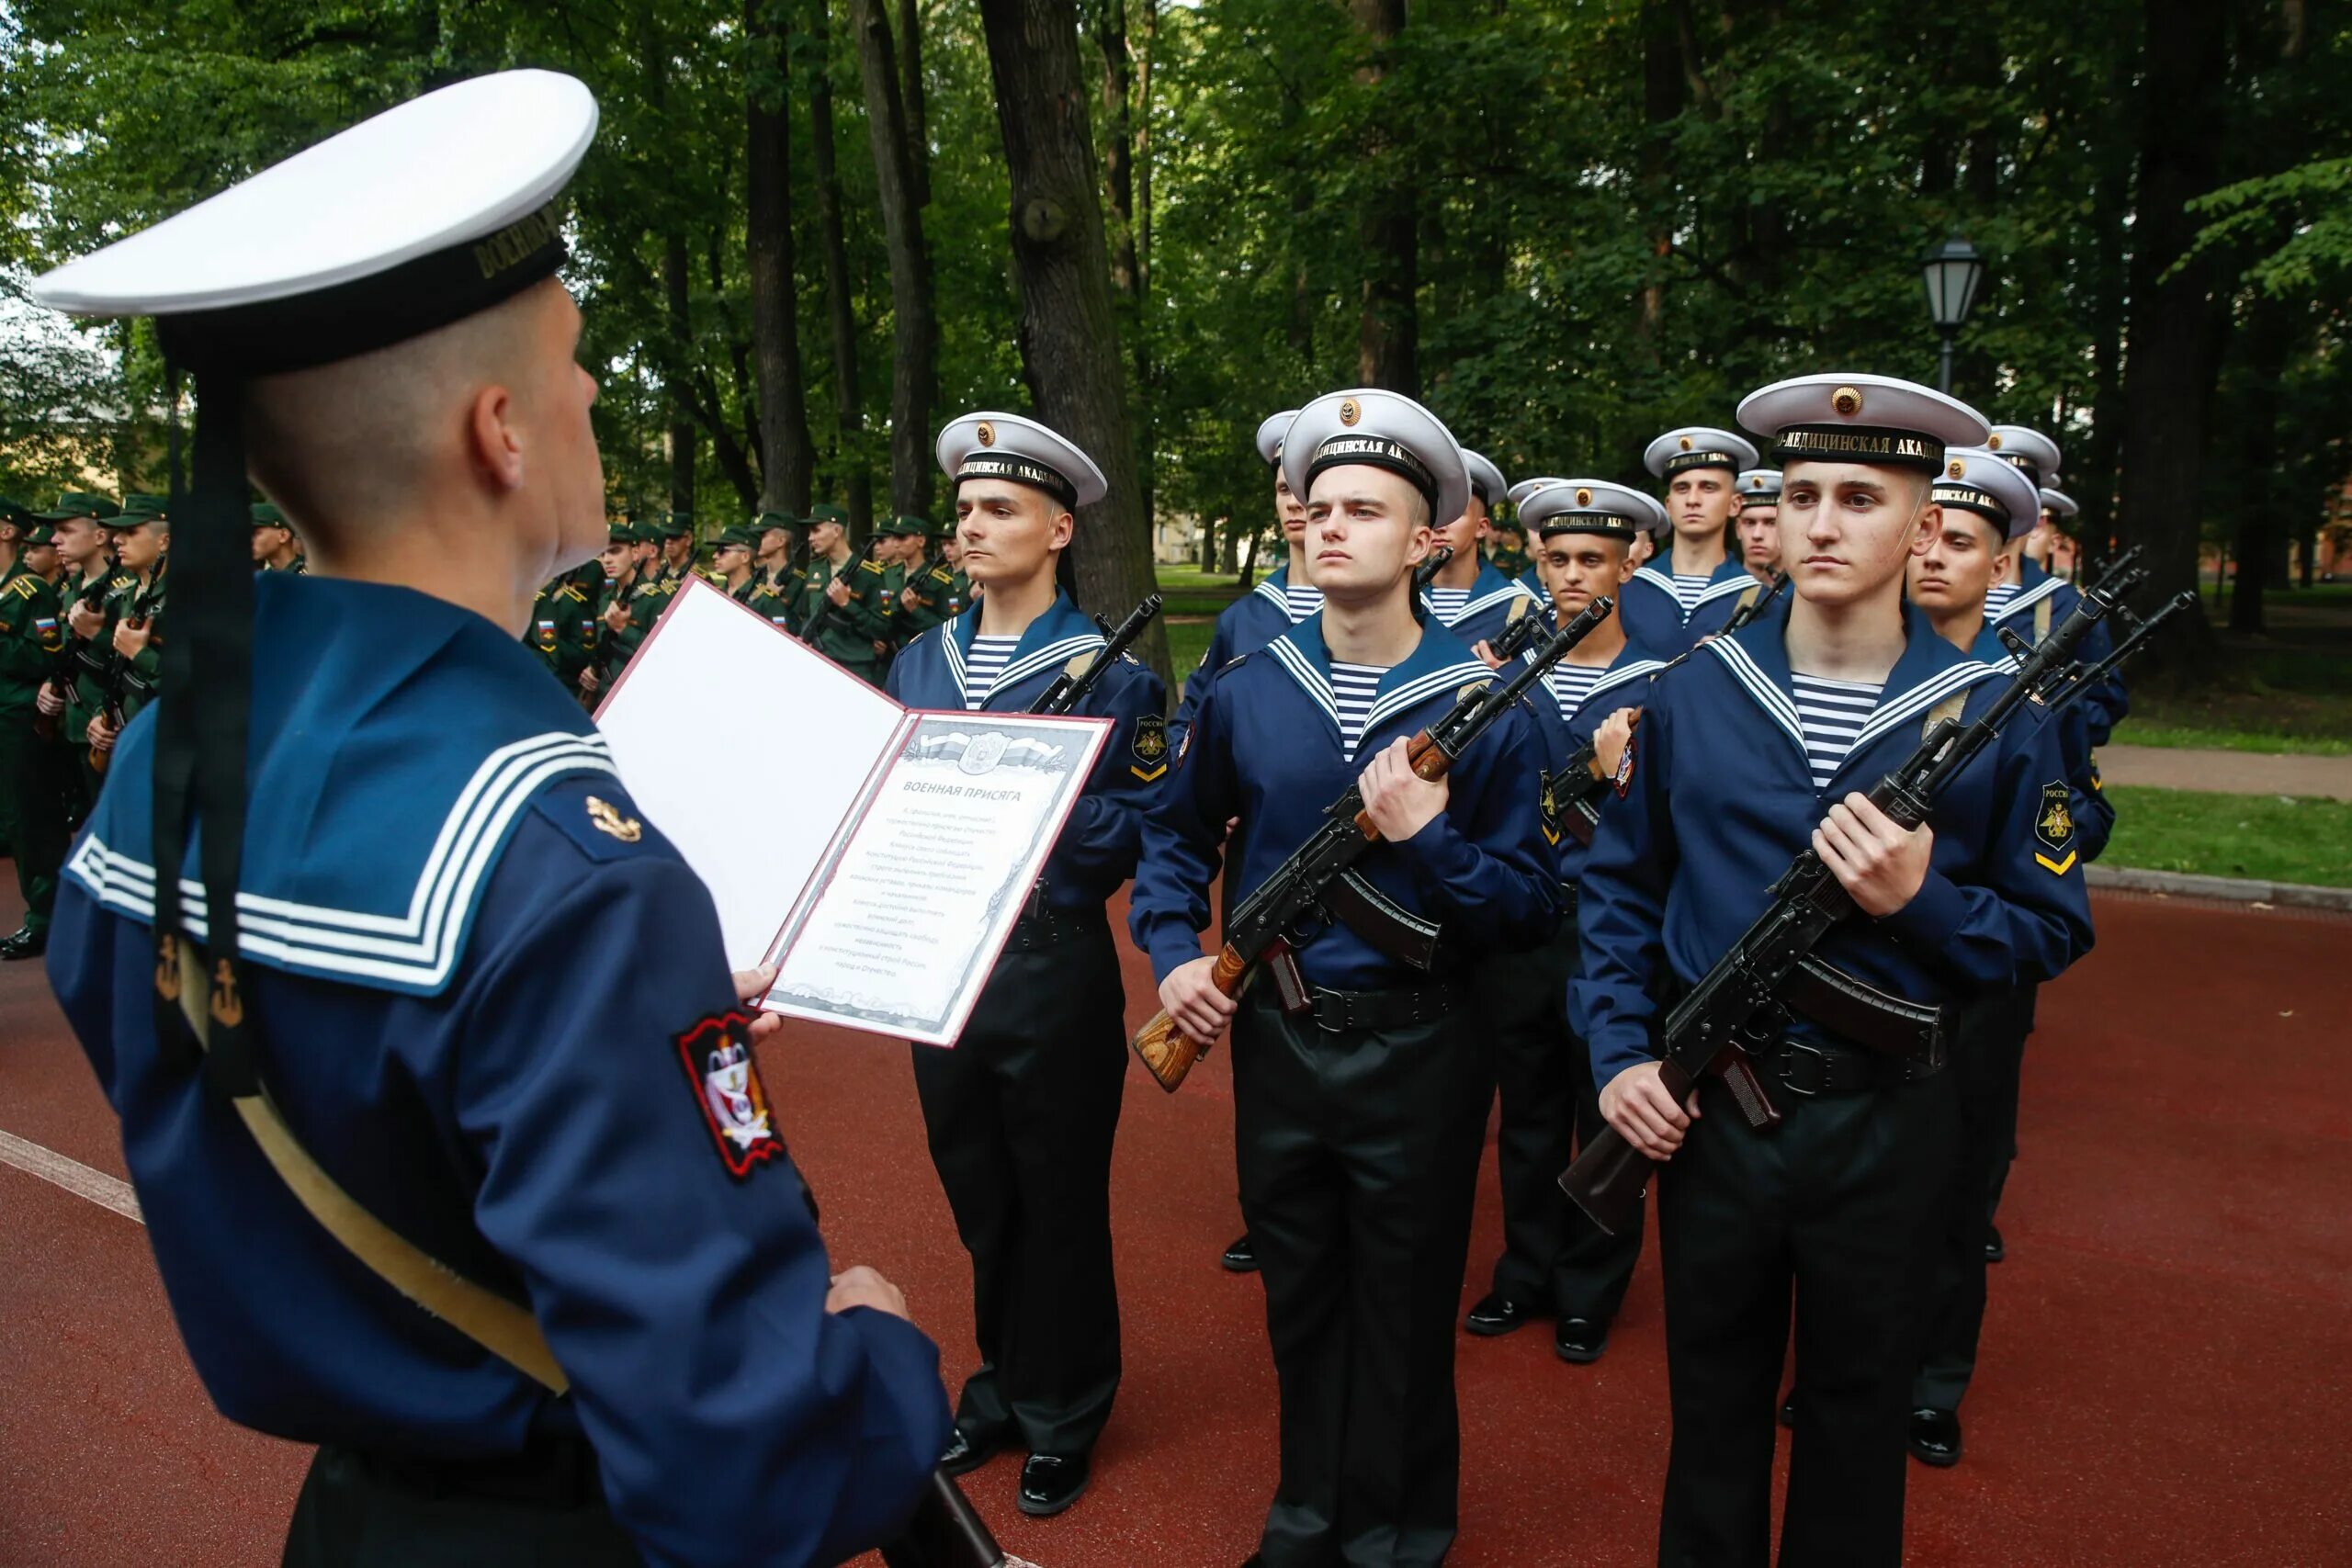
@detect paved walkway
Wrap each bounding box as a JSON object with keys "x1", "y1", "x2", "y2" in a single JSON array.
[{"x1": 2097, "y1": 744, "x2": 2352, "y2": 801}]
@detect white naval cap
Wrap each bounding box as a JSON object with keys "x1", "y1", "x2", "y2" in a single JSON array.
[
  {"x1": 1255, "y1": 409, "x2": 1300, "y2": 468},
  {"x1": 34, "y1": 70, "x2": 596, "y2": 372},
  {"x1": 2039, "y1": 487, "x2": 2079, "y2": 520},
  {"x1": 1644, "y1": 425, "x2": 1760, "y2": 480},
  {"x1": 1282, "y1": 388, "x2": 1471, "y2": 529},
  {"x1": 1985, "y1": 425, "x2": 2063, "y2": 488},
  {"x1": 936, "y1": 411, "x2": 1108, "y2": 510},
  {"x1": 1736, "y1": 373, "x2": 1988, "y2": 474},
  {"x1": 1933, "y1": 447, "x2": 2043, "y2": 541},
  {"x1": 1736, "y1": 468, "x2": 1782, "y2": 506},
  {"x1": 1461, "y1": 449, "x2": 1508, "y2": 510},
  {"x1": 1507, "y1": 476, "x2": 1568, "y2": 507},
  {"x1": 1520, "y1": 479, "x2": 1668, "y2": 541}
]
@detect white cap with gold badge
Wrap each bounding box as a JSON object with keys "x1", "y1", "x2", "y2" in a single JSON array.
[
  {"x1": 1461, "y1": 450, "x2": 1509, "y2": 513},
  {"x1": 1643, "y1": 425, "x2": 1761, "y2": 480},
  {"x1": 1255, "y1": 409, "x2": 1301, "y2": 468},
  {"x1": 1281, "y1": 389, "x2": 1470, "y2": 529},
  {"x1": 2039, "y1": 488, "x2": 2079, "y2": 520},
  {"x1": 1736, "y1": 469, "x2": 1782, "y2": 508},
  {"x1": 1508, "y1": 477, "x2": 1569, "y2": 508},
  {"x1": 1934, "y1": 447, "x2": 2044, "y2": 541},
  {"x1": 1985, "y1": 424, "x2": 2064, "y2": 489},
  {"x1": 1736, "y1": 373, "x2": 1989, "y2": 473},
  {"x1": 1520, "y1": 479, "x2": 1668, "y2": 541},
  {"x1": 936, "y1": 412, "x2": 1108, "y2": 510}
]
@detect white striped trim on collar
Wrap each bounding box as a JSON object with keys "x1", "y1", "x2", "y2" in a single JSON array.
[
  {"x1": 1988, "y1": 575, "x2": 2064, "y2": 626},
  {"x1": 1704, "y1": 638, "x2": 1807, "y2": 764},
  {"x1": 1422, "y1": 581, "x2": 1535, "y2": 627},
  {"x1": 1691, "y1": 574, "x2": 1763, "y2": 610},
  {"x1": 1262, "y1": 639, "x2": 1491, "y2": 744},
  {"x1": 1250, "y1": 577, "x2": 1289, "y2": 611},
  {"x1": 62, "y1": 731, "x2": 616, "y2": 989},
  {"x1": 1631, "y1": 566, "x2": 1682, "y2": 599},
  {"x1": 1263, "y1": 637, "x2": 1340, "y2": 732},
  {"x1": 1587, "y1": 658, "x2": 1670, "y2": 704},
  {"x1": 984, "y1": 634, "x2": 1104, "y2": 704},
  {"x1": 1845, "y1": 660, "x2": 1999, "y2": 755}
]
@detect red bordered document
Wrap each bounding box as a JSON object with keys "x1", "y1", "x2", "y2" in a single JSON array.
[{"x1": 596, "y1": 576, "x2": 1112, "y2": 1046}]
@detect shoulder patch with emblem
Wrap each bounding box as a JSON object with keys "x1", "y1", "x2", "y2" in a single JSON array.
[
  {"x1": 1538, "y1": 767, "x2": 1562, "y2": 846},
  {"x1": 2032, "y1": 779, "x2": 2077, "y2": 875},
  {"x1": 531, "y1": 784, "x2": 659, "y2": 864},
  {"x1": 673, "y1": 1010, "x2": 786, "y2": 1180},
  {"x1": 1612, "y1": 737, "x2": 1636, "y2": 797},
  {"x1": 1130, "y1": 713, "x2": 1170, "y2": 781}
]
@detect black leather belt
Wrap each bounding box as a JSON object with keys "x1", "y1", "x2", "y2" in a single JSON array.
[
  {"x1": 1757, "y1": 1038, "x2": 1941, "y2": 1098},
  {"x1": 1301, "y1": 982, "x2": 1464, "y2": 1033},
  {"x1": 1003, "y1": 904, "x2": 1097, "y2": 953},
  {"x1": 351, "y1": 1429, "x2": 606, "y2": 1509}
]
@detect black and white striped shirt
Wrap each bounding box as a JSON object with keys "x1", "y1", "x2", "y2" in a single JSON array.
[
  {"x1": 1544, "y1": 663, "x2": 1608, "y2": 727},
  {"x1": 1984, "y1": 582, "x2": 2020, "y2": 618},
  {"x1": 1671, "y1": 573, "x2": 1713, "y2": 614},
  {"x1": 1330, "y1": 661, "x2": 1386, "y2": 758},
  {"x1": 1283, "y1": 583, "x2": 1325, "y2": 623},
  {"x1": 963, "y1": 635, "x2": 1019, "y2": 710},
  {"x1": 1425, "y1": 587, "x2": 1470, "y2": 625},
  {"x1": 1791, "y1": 672, "x2": 1883, "y2": 792}
]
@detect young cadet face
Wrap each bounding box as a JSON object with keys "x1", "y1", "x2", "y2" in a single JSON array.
[
  {"x1": 26, "y1": 539, "x2": 56, "y2": 577},
  {"x1": 599, "y1": 538, "x2": 633, "y2": 579},
  {"x1": 1430, "y1": 494, "x2": 1489, "y2": 563},
  {"x1": 757, "y1": 526, "x2": 793, "y2": 563},
  {"x1": 1628, "y1": 530, "x2": 1657, "y2": 568},
  {"x1": 1907, "y1": 510, "x2": 2004, "y2": 615},
  {"x1": 1776, "y1": 460, "x2": 1941, "y2": 610},
  {"x1": 663, "y1": 533, "x2": 693, "y2": 567},
  {"x1": 1539, "y1": 530, "x2": 1635, "y2": 617},
  {"x1": 251, "y1": 526, "x2": 275, "y2": 563},
  {"x1": 955, "y1": 479, "x2": 1072, "y2": 589},
  {"x1": 116, "y1": 520, "x2": 167, "y2": 572},
  {"x1": 714, "y1": 540, "x2": 752, "y2": 579},
  {"x1": 1303, "y1": 464, "x2": 1433, "y2": 604},
  {"x1": 1667, "y1": 468, "x2": 1737, "y2": 541},
  {"x1": 1736, "y1": 503, "x2": 1781, "y2": 571},
  {"x1": 807, "y1": 518, "x2": 844, "y2": 557},
  {"x1": 1274, "y1": 467, "x2": 1309, "y2": 546},
  {"x1": 52, "y1": 515, "x2": 103, "y2": 570}
]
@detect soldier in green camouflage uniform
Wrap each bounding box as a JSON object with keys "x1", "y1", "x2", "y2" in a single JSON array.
[
  {"x1": 594, "y1": 519, "x2": 676, "y2": 689},
  {"x1": 750, "y1": 512, "x2": 804, "y2": 624},
  {"x1": 895, "y1": 515, "x2": 962, "y2": 641},
  {"x1": 526, "y1": 561, "x2": 599, "y2": 695},
  {"x1": 713, "y1": 524, "x2": 796, "y2": 628},
  {"x1": 652, "y1": 510, "x2": 695, "y2": 589},
  {"x1": 0, "y1": 502, "x2": 68, "y2": 957},
  {"x1": 795, "y1": 503, "x2": 890, "y2": 685},
  {"x1": 84, "y1": 505, "x2": 169, "y2": 787},
  {"x1": 40, "y1": 493, "x2": 127, "y2": 810},
  {"x1": 252, "y1": 502, "x2": 306, "y2": 572}
]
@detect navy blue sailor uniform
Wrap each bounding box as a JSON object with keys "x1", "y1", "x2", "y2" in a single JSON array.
[
  {"x1": 1617, "y1": 554, "x2": 1770, "y2": 659},
  {"x1": 1131, "y1": 614, "x2": 1558, "y2": 1568},
  {"x1": 885, "y1": 590, "x2": 1166, "y2": 1466},
  {"x1": 48, "y1": 574, "x2": 951, "y2": 1567},
  {"x1": 1478, "y1": 637, "x2": 1674, "y2": 1332},
  {"x1": 1991, "y1": 558, "x2": 2128, "y2": 746},
  {"x1": 1170, "y1": 562, "x2": 1318, "y2": 744},
  {"x1": 1571, "y1": 595, "x2": 2093, "y2": 1567},
  {"x1": 1419, "y1": 558, "x2": 1541, "y2": 653}
]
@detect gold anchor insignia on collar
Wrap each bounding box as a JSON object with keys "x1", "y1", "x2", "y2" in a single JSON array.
[{"x1": 587, "y1": 795, "x2": 643, "y2": 842}]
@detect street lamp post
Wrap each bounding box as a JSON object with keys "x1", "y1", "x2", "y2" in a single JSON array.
[{"x1": 1920, "y1": 236, "x2": 1986, "y2": 394}]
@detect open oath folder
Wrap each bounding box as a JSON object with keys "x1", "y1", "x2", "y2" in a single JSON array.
[{"x1": 594, "y1": 576, "x2": 1112, "y2": 1047}]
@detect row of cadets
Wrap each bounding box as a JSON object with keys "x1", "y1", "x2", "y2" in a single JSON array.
[
  {"x1": 1574, "y1": 372, "x2": 2095, "y2": 1565},
  {"x1": 35, "y1": 69, "x2": 953, "y2": 1564},
  {"x1": 1503, "y1": 475, "x2": 1567, "y2": 603},
  {"x1": 1899, "y1": 441, "x2": 2112, "y2": 1469},
  {"x1": 1464, "y1": 477, "x2": 1673, "y2": 1362},
  {"x1": 1133, "y1": 388, "x2": 1561, "y2": 1568},
  {"x1": 888, "y1": 412, "x2": 1168, "y2": 1519},
  {"x1": 796, "y1": 501, "x2": 894, "y2": 685},
  {"x1": 0, "y1": 501, "x2": 72, "y2": 961},
  {"x1": 1735, "y1": 468, "x2": 1783, "y2": 584},
  {"x1": 1418, "y1": 443, "x2": 1544, "y2": 658},
  {"x1": 1623, "y1": 423, "x2": 1767, "y2": 655},
  {"x1": 710, "y1": 519, "x2": 796, "y2": 627},
  {"x1": 1982, "y1": 423, "x2": 2131, "y2": 747}
]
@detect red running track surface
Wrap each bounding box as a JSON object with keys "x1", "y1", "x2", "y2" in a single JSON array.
[{"x1": 2, "y1": 884, "x2": 2348, "y2": 1566}]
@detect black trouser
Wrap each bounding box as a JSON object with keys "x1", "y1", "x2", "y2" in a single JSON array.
[
  {"x1": 282, "y1": 1439, "x2": 642, "y2": 1568},
  {"x1": 910, "y1": 906, "x2": 1127, "y2": 1460},
  {"x1": 1656, "y1": 1065, "x2": 1958, "y2": 1568},
  {"x1": 1983, "y1": 982, "x2": 2039, "y2": 1226},
  {"x1": 1913, "y1": 982, "x2": 2037, "y2": 1413},
  {"x1": 0, "y1": 710, "x2": 65, "y2": 936},
  {"x1": 1480, "y1": 916, "x2": 1645, "y2": 1322},
  {"x1": 1236, "y1": 985, "x2": 1490, "y2": 1568}
]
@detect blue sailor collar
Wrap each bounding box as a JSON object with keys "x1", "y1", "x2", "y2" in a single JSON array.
[
  {"x1": 1988, "y1": 570, "x2": 2066, "y2": 627},
  {"x1": 1250, "y1": 563, "x2": 1295, "y2": 614},
  {"x1": 1420, "y1": 559, "x2": 1537, "y2": 628},
  {"x1": 64, "y1": 573, "x2": 616, "y2": 997},
  {"x1": 1704, "y1": 593, "x2": 2000, "y2": 782},
  {"x1": 1263, "y1": 610, "x2": 1492, "y2": 758},
  {"x1": 1630, "y1": 555, "x2": 1757, "y2": 619},
  {"x1": 1538, "y1": 636, "x2": 1673, "y2": 704},
  {"x1": 942, "y1": 588, "x2": 1106, "y2": 706}
]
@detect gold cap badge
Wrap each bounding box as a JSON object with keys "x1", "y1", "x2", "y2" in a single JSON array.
[
  {"x1": 1678, "y1": 434, "x2": 1693, "y2": 451},
  {"x1": 1832, "y1": 386, "x2": 1863, "y2": 416},
  {"x1": 1949, "y1": 459, "x2": 1965, "y2": 478},
  {"x1": 1987, "y1": 433, "x2": 2004, "y2": 450},
  {"x1": 1575, "y1": 487, "x2": 1593, "y2": 506},
  {"x1": 1338, "y1": 398, "x2": 1361, "y2": 427},
  {"x1": 976, "y1": 421, "x2": 996, "y2": 447}
]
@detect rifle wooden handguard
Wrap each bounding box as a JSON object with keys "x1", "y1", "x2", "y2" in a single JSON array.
[{"x1": 1130, "y1": 945, "x2": 1248, "y2": 1093}]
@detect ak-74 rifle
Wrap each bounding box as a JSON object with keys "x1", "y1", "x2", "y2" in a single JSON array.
[
  {"x1": 1030, "y1": 592, "x2": 1163, "y2": 715},
  {"x1": 1556, "y1": 569, "x2": 2141, "y2": 1236},
  {"x1": 800, "y1": 534, "x2": 884, "y2": 649},
  {"x1": 2040, "y1": 588, "x2": 2195, "y2": 715},
  {"x1": 88, "y1": 570, "x2": 164, "y2": 776},
  {"x1": 33, "y1": 568, "x2": 115, "y2": 743},
  {"x1": 1719, "y1": 570, "x2": 1786, "y2": 636},
  {"x1": 1130, "y1": 595, "x2": 1617, "y2": 1093},
  {"x1": 1411, "y1": 547, "x2": 1454, "y2": 600}
]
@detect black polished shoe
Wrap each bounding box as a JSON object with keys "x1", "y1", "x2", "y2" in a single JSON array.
[
  {"x1": 1554, "y1": 1316, "x2": 1609, "y2": 1363},
  {"x1": 939, "y1": 1427, "x2": 1003, "y2": 1477},
  {"x1": 1779, "y1": 1393, "x2": 1796, "y2": 1428},
  {"x1": 1017, "y1": 1452, "x2": 1091, "y2": 1517},
  {"x1": 1984, "y1": 1224, "x2": 2006, "y2": 1263},
  {"x1": 1463, "y1": 1292, "x2": 1539, "y2": 1337},
  {"x1": 1909, "y1": 1407, "x2": 1962, "y2": 1467},
  {"x1": 0, "y1": 924, "x2": 44, "y2": 961},
  {"x1": 1222, "y1": 1233, "x2": 1259, "y2": 1273}
]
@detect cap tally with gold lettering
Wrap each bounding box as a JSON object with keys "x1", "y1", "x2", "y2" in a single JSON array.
[
  {"x1": 1255, "y1": 409, "x2": 1300, "y2": 468},
  {"x1": 1521, "y1": 479, "x2": 1668, "y2": 542},
  {"x1": 1985, "y1": 424, "x2": 2063, "y2": 489},
  {"x1": 1736, "y1": 469, "x2": 1782, "y2": 509},
  {"x1": 1282, "y1": 388, "x2": 1470, "y2": 529},
  {"x1": 937, "y1": 412, "x2": 1107, "y2": 510},
  {"x1": 1736, "y1": 373, "x2": 1989, "y2": 475},
  {"x1": 1644, "y1": 425, "x2": 1760, "y2": 480},
  {"x1": 1933, "y1": 447, "x2": 2043, "y2": 542}
]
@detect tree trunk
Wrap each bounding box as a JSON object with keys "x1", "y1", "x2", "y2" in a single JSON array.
[
  {"x1": 898, "y1": 0, "x2": 929, "y2": 209},
  {"x1": 1351, "y1": 0, "x2": 1416, "y2": 394},
  {"x1": 2076, "y1": 51, "x2": 2133, "y2": 577},
  {"x1": 1091, "y1": 0, "x2": 1154, "y2": 527},
  {"x1": 746, "y1": 0, "x2": 817, "y2": 513},
  {"x1": 1635, "y1": 0, "x2": 1682, "y2": 366},
  {"x1": 808, "y1": 0, "x2": 874, "y2": 536},
  {"x1": 2226, "y1": 292, "x2": 2293, "y2": 635},
  {"x1": 663, "y1": 231, "x2": 698, "y2": 521},
  {"x1": 850, "y1": 0, "x2": 940, "y2": 521},
  {"x1": 2116, "y1": 0, "x2": 2232, "y2": 635},
  {"x1": 976, "y1": 0, "x2": 1168, "y2": 683}
]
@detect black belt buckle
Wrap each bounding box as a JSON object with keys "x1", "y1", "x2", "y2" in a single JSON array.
[
  {"x1": 1312, "y1": 990, "x2": 1356, "y2": 1032},
  {"x1": 1774, "y1": 1041, "x2": 1832, "y2": 1099}
]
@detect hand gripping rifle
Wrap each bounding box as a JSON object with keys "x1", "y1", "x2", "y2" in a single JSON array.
[
  {"x1": 1558, "y1": 573, "x2": 2129, "y2": 1236},
  {"x1": 33, "y1": 570, "x2": 115, "y2": 742},
  {"x1": 800, "y1": 535, "x2": 883, "y2": 649},
  {"x1": 1130, "y1": 595, "x2": 1615, "y2": 1093},
  {"x1": 89, "y1": 574, "x2": 164, "y2": 776},
  {"x1": 1029, "y1": 593, "x2": 1163, "y2": 716}
]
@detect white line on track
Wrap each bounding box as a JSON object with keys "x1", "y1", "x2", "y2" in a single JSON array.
[{"x1": 0, "y1": 1128, "x2": 142, "y2": 1223}]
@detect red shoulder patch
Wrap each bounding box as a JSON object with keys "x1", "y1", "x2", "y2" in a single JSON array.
[{"x1": 673, "y1": 1011, "x2": 786, "y2": 1180}]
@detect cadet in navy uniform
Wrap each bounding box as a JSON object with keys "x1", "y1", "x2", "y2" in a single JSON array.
[
  {"x1": 1983, "y1": 424, "x2": 2129, "y2": 747},
  {"x1": 1134, "y1": 389, "x2": 1559, "y2": 1568},
  {"x1": 1621, "y1": 425, "x2": 1766, "y2": 656},
  {"x1": 1175, "y1": 407, "x2": 1323, "y2": 1277},
  {"x1": 1734, "y1": 468, "x2": 1782, "y2": 585},
  {"x1": 1418, "y1": 446, "x2": 1543, "y2": 657},
  {"x1": 1575, "y1": 375, "x2": 2093, "y2": 1566},
  {"x1": 1464, "y1": 479, "x2": 1671, "y2": 1363},
  {"x1": 1505, "y1": 475, "x2": 1569, "y2": 602},
  {"x1": 887, "y1": 411, "x2": 1166, "y2": 1519},
  {"x1": 36, "y1": 73, "x2": 949, "y2": 1566},
  {"x1": 1901, "y1": 446, "x2": 2110, "y2": 1471}
]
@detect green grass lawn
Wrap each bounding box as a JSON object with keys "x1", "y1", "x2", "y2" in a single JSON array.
[{"x1": 2101, "y1": 785, "x2": 2352, "y2": 887}]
